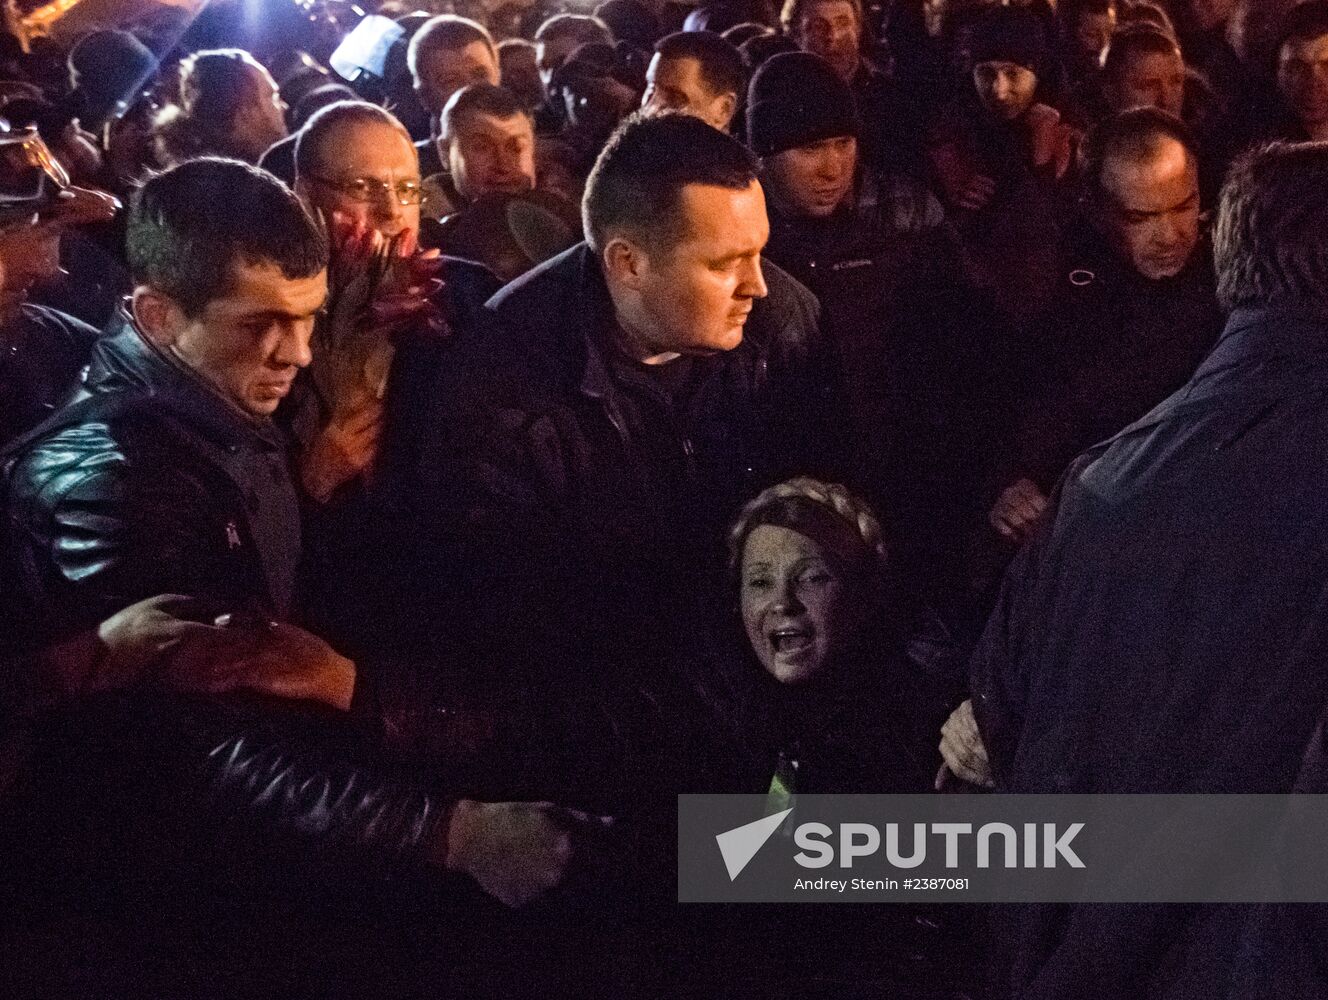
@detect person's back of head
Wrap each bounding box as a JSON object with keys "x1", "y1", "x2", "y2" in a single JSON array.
[
  {"x1": 291, "y1": 83, "x2": 357, "y2": 131},
  {"x1": 173, "y1": 48, "x2": 287, "y2": 162},
  {"x1": 535, "y1": 14, "x2": 614, "y2": 91},
  {"x1": 1214, "y1": 141, "x2": 1328, "y2": 312},
  {"x1": 67, "y1": 29, "x2": 157, "y2": 127},
  {"x1": 594, "y1": 0, "x2": 663, "y2": 51},
  {"x1": 739, "y1": 31, "x2": 798, "y2": 74},
  {"x1": 127, "y1": 157, "x2": 327, "y2": 318}
]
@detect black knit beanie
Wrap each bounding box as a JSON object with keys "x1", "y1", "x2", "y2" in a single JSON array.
[
  {"x1": 746, "y1": 52, "x2": 859, "y2": 158},
  {"x1": 963, "y1": 6, "x2": 1052, "y2": 80}
]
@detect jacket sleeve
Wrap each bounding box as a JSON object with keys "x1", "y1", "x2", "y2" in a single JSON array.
[
  {"x1": 30, "y1": 691, "x2": 456, "y2": 902},
  {"x1": 11, "y1": 444, "x2": 241, "y2": 636}
]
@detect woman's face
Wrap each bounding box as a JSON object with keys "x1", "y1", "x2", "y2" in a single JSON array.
[{"x1": 740, "y1": 524, "x2": 868, "y2": 685}]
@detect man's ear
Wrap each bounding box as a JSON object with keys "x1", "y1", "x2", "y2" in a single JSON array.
[
  {"x1": 716, "y1": 93, "x2": 738, "y2": 132},
  {"x1": 602, "y1": 235, "x2": 649, "y2": 292},
  {"x1": 131, "y1": 287, "x2": 187, "y2": 348}
]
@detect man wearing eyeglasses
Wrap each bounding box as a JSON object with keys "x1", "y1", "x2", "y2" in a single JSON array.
[
  {"x1": 291, "y1": 100, "x2": 498, "y2": 662},
  {"x1": 0, "y1": 123, "x2": 118, "y2": 447}
]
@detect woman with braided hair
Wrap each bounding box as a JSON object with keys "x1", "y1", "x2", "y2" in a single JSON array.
[{"x1": 701, "y1": 476, "x2": 948, "y2": 796}]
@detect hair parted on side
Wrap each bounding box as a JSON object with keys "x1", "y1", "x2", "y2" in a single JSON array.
[
  {"x1": 1077, "y1": 106, "x2": 1196, "y2": 198},
  {"x1": 728, "y1": 477, "x2": 888, "y2": 578},
  {"x1": 582, "y1": 110, "x2": 758, "y2": 255},
  {"x1": 1214, "y1": 141, "x2": 1328, "y2": 312},
  {"x1": 294, "y1": 101, "x2": 412, "y2": 181},
  {"x1": 128, "y1": 157, "x2": 328, "y2": 317},
  {"x1": 407, "y1": 15, "x2": 495, "y2": 81}
]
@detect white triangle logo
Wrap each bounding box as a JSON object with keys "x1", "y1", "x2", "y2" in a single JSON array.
[{"x1": 716, "y1": 808, "x2": 794, "y2": 881}]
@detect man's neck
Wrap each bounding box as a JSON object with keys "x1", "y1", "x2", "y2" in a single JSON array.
[{"x1": 611, "y1": 318, "x2": 681, "y2": 366}]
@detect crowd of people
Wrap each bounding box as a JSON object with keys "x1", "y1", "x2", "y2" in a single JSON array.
[{"x1": 1, "y1": 0, "x2": 1328, "y2": 996}]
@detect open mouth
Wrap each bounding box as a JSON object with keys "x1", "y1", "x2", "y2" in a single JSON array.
[{"x1": 769, "y1": 627, "x2": 814, "y2": 655}]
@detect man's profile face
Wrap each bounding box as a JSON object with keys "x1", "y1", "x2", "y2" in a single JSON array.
[
  {"x1": 1279, "y1": 34, "x2": 1328, "y2": 134},
  {"x1": 233, "y1": 64, "x2": 288, "y2": 161},
  {"x1": 798, "y1": 1, "x2": 862, "y2": 81},
  {"x1": 633, "y1": 180, "x2": 770, "y2": 355},
  {"x1": 1107, "y1": 49, "x2": 1186, "y2": 117},
  {"x1": 762, "y1": 135, "x2": 857, "y2": 219},
  {"x1": 168, "y1": 261, "x2": 327, "y2": 418},
  {"x1": 418, "y1": 41, "x2": 500, "y2": 115},
  {"x1": 1096, "y1": 138, "x2": 1200, "y2": 281},
  {"x1": 642, "y1": 55, "x2": 735, "y2": 132},
  {"x1": 449, "y1": 111, "x2": 536, "y2": 201},
  {"x1": 302, "y1": 121, "x2": 421, "y2": 240}
]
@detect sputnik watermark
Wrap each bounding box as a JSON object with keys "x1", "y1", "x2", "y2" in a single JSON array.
[{"x1": 680, "y1": 794, "x2": 1328, "y2": 903}]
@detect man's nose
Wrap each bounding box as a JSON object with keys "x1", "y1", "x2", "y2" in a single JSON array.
[
  {"x1": 738, "y1": 256, "x2": 768, "y2": 299},
  {"x1": 275, "y1": 325, "x2": 314, "y2": 369}
]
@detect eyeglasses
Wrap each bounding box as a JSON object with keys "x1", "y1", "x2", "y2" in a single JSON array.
[{"x1": 309, "y1": 175, "x2": 424, "y2": 206}]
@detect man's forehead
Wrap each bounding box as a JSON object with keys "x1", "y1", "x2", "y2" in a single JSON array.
[
  {"x1": 676, "y1": 180, "x2": 768, "y2": 244},
  {"x1": 208, "y1": 260, "x2": 328, "y2": 312},
  {"x1": 464, "y1": 112, "x2": 532, "y2": 138},
  {"x1": 1104, "y1": 144, "x2": 1198, "y2": 207},
  {"x1": 806, "y1": 0, "x2": 857, "y2": 20},
  {"x1": 322, "y1": 122, "x2": 417, "y2": 174}
]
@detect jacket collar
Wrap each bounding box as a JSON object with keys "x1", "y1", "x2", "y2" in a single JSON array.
[
  {"x1": 1200, "y1": 304, "x2": 1328, "y2": 371},
  {"x1": 87, "y1": 311, "x2": 285, "y2": 452}
]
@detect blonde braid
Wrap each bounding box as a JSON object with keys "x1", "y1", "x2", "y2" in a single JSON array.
[{"x1": 728, "y1": 477, "x2": 888, "y2": 574}]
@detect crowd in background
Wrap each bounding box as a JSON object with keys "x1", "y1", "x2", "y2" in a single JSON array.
[{"x1": 2, "y1": 0, "x2": 1328, "y2": 997}]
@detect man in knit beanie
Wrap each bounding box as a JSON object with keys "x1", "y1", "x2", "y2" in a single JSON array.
[{"x1": 750, "y1": 52, "x2": 994, "y2": 600}]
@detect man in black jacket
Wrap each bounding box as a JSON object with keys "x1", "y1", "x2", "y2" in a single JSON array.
[
  {"x1": 432, "y1": 112, "x2": 847, "y2": 690},
  {"x1": 2, "y1": 158, "x2": 579, "y2": 922},
  {"x1": 5, "y1": 157, "x2": 326, "y2": 643},
  {"x1": 966, "y1": 140, "x2": 1328, "y2": 999},
  {"x1": 987, "y1": 109, "x2": 1222, "y2": 548}
]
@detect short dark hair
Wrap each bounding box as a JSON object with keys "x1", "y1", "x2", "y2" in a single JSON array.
[
  {"x1": 781, "y1": 0, "x2": 862, "y2": 34},
  {"x1": 1078, "y1": 106, "x2": 1196, "y2": 199},
  {"x1": 408, "y1": 15, "x2": 495, "y2": 81},
  {"x1": 442, "y1": 83, "x2": 530, "y2": 142},
  {"x1": 1277, "y1": 1, "x2": 1328, "y2": 58},
  {"x1": 583, "y1": 111, "x2": 758, "y2": 254},
  {"x1": 128, "y1": 158, "x2": 328, "y2": 317},
  {"x1": 535, "y1": 13, "x2": 613, "y2": 47},
  {"x1": 1214, "y1": 141, "x2": 1328, "y2": 311},
  {"x1": 655, "y1": 31, "x2": 745, "y2": 98},
  {"x1": 1103, "y1": 24, "x2": 1181, "y2": 80},
  {"x1": 294, "y1": 101, "x2": 412, "y2": 180}
]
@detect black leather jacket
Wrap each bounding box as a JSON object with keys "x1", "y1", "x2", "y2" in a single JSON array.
[{"x1": 3, "y1": 318, "x2": 300, "y2": 650}]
